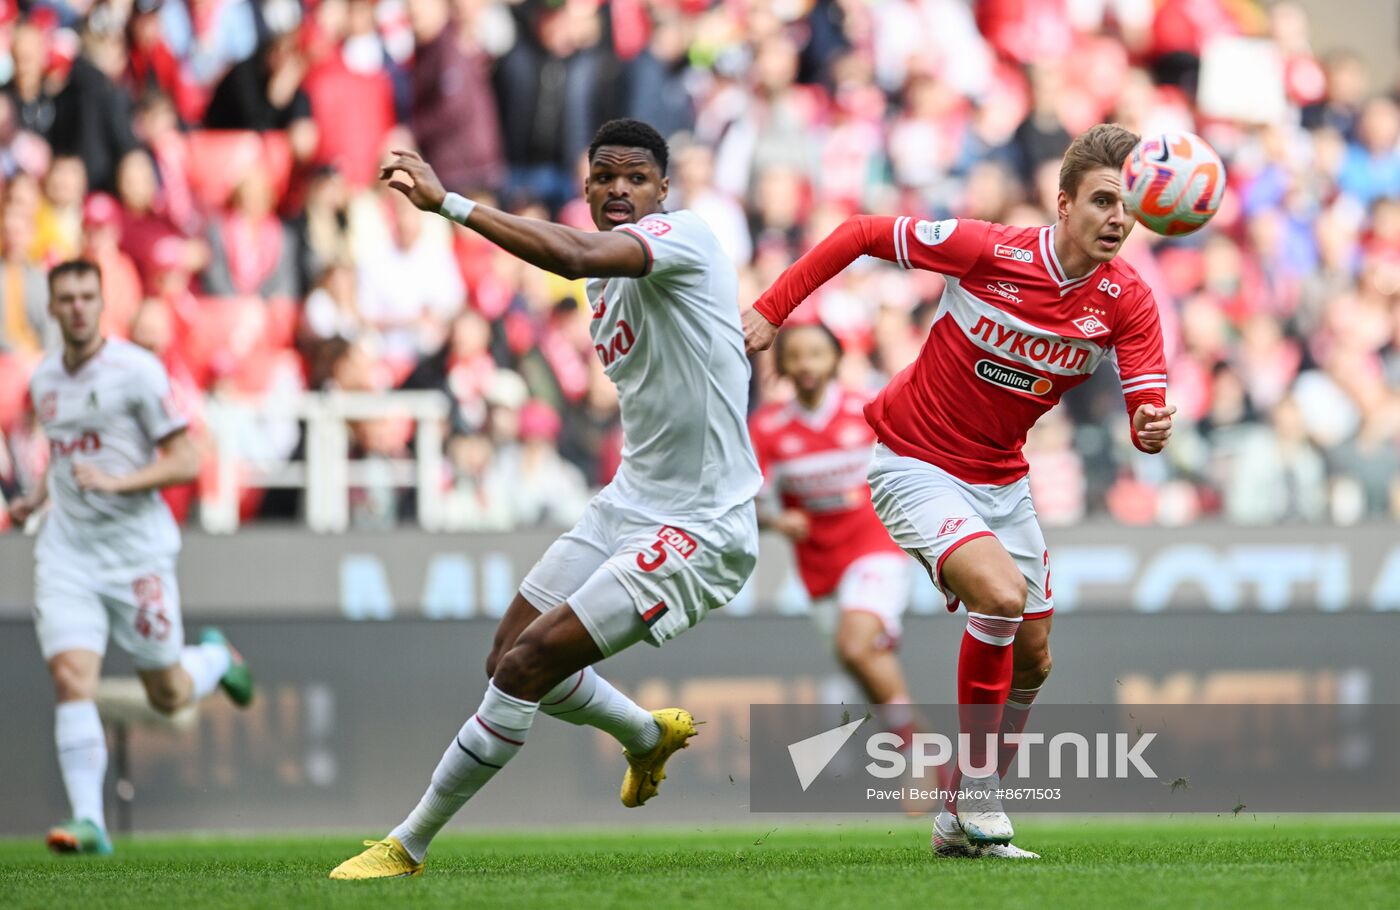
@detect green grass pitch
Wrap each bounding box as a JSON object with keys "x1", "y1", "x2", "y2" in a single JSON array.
[{"x1": 3, "y1": 818, "x2": 1399, "y2": 909}]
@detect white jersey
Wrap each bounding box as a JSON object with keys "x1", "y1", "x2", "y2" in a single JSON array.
[
  {"x1": 585, "y1": 209, "x2": 762, "y2": 522},
  {"x1": 29, "y1": 339, "x2": 187, "y2": 574}
]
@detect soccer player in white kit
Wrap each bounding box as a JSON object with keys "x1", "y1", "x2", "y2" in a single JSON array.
[
  {"x1": 332, "y1": 120, "x2": 762, "y2": 879},
  {"x1": 6, "y1": 260, "x2": 254, "y2": 856}
]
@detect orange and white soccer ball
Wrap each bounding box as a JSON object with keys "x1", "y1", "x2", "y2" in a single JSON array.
[{"x1": 1121, "y1": 132, "x2": 1226, "y2": 236}]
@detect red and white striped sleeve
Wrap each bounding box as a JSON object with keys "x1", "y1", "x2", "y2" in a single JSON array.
[
  {"x1": 753, "y1": 215, "x2": 988, "y2": 325},
  {"x1": 1114, "y1": 288, "x2": 1169, "y2": 451}
]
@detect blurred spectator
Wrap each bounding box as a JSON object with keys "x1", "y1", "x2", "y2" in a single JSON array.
[
  {"x1": 1301, "y1": 50, "x2": 1370, "y2": 138},
  {"x1": 203, "y1": 170, "x2": 299, "y2": 297},
  {"x1": 114, "y1": 147, "x2": 205, "y2": 291},
  {"x1": 495, "y1": 2, "x2": 617, "y2": 208},
  {"x1": 442, "y1": 432, "x2": 513, "y2": 531},
  {"x1": 673, "y1": 141, "x2": 752, "y2": 267},
  {"x1": 407, "y1": 0, "x2": 505, "y2": 196},
  {"x1": 304, "y1": 0, "x2": 397, "y2": 188},
  {"x1": 1337, "y1": 97, "x2": 1400, "y2": 208},
  {"x1": 126, "y1": 0, "x2": 202, "y2": 123},
  {"x1": 34, "y1": 154, "x2": 87, "y2": 262},
  {"x1": 132, "y1": 91, "x2": 199, "y2": 235},
  {"x1": 355, "y1": 189, "x2": 464, "y2": 367},
  {"x1": 300, "y1": 259, "x2": 362, "y2": 350},
  {"x1": 294, "y1": 164, "x2": 355, "y2": 288},
  {"x1": 202, "y1": 25, "x2": 318, "y2": 163},
  {"x1": 3, "y1": 19, "x2": 57, "y2": 138},
  {"x1": 0, "y1": 206, "x2": 51, "y2": 356},
  {"x1": 79, "y1": 192, "x2": 144, "y2": 339},
  {"x1": 624, "y1": 13, "x2": 694, "y2": 142},
  {"x1": 48, "y1": 15, "x2": 141, "y2": 194},
  {"x1": 492, "y1": 399, "x2": 589, "y2": 528}
]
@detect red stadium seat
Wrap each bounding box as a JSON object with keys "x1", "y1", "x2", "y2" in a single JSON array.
[
  {"x1": 185, "y1": 131, "x2": 295, "y2": 211},
  {"x1": 183, "y1": 296, "x2": 295, "y2": 388}
]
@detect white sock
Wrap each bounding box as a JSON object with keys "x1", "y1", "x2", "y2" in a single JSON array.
[
  {"x1": 389, "y1": 682, "x2": 538, "y2": 862},
  {"x1": 179, "y1": 643, "x2": 232, "y2": 700},
  {"x1": 538, "y1": 667, "x2": 661, "y2": 754},
  {"x1": 55, "y1": 701, "x2": 107, "y2": 831}
]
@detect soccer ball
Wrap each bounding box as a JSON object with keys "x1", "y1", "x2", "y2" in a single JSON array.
[{"x1": 1121, "y1": 132, "x2": 1226, "y2": 236}]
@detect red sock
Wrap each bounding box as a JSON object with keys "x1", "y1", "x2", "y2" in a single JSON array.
[
  {"x1": 957, "y1": 613, "x2": 1020, "y2": 776},
  {"x1": 997, "y1": 686, "x2": 1042, "y2": 780}
]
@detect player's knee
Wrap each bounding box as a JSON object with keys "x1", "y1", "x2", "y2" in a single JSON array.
[
  {"x1": 51, "y1": 661, "x2": 97, "y2": 702},
  {"x1": 1015, "y1": 651, "x2": 1052, "y2": 688},
  {"x1": 491, "y1": 639, "x2": 550, "y2": 697},
  {"x1": 968, "y1": 576, "x2": 1028, "y2": 618},
  {"x1": 835, "y1": 632, "x2": 877, "y2": 673},
  {"x1": 142, "y1": 678, "x2": 186, "y2": 714}
]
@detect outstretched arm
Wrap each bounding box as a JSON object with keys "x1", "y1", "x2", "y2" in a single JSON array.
[
  {"x1": 745, "y1": 215, "x2": 987, "y2": 354},
  {"x1": 380, "y1": 150, "x2": 648, "y2": 280},
  {"x1": 745, "y1": 215, "x2": 894, "y2": 354}
]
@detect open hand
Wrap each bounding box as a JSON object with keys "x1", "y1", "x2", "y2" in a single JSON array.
[
  {"x1": 379, "y1": 149, "x2": 447, "y2": 213},
  {"x1": 1132, "y1": 403, "x2": 1176, "y2": 453}
]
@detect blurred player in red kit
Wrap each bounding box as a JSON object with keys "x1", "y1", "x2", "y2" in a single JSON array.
[
  {"x1": 745, "y1": 125, "x2": 1176, "y2": 859},
  {"x1": 749, "y1": 324, "x2": 914, "y2": 726}
]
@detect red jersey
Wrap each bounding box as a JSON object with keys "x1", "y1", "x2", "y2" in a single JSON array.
[
  {"x1": 750, "y1": 388, "x2": 902, "y2": 598},
  {"x1": 755, "y1": 217, "x2": 1168, "y2": 485}
]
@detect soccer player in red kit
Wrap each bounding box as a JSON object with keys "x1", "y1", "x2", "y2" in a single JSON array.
[
  {"x1": 745, "y1": 125, "x2": 1176, "y2": 857},
  {"x1": 749, "y1": 324, "x2": 914, "y2": 716}
]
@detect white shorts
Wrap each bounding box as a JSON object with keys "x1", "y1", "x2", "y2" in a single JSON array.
[
  {"x1": 33, "y1": 561, "x2": 185, "y2": 669},
  {"x1": 519, "y1": 484, "x2": 759, "y2": 657},
  {"x1": 868, "y1": 445, "x2": 1052, "y2": 618},
  {"x1": 809, "y1": 551, "x2": 912, "y2": 648}
]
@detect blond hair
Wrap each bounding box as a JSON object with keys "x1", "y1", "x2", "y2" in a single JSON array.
[{"x1": 1059, "y1": 124, "x2": 1140, "y2": 198}]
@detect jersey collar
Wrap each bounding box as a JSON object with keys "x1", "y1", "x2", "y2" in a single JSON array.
[
  {"x1": 1039, "y1": 225, "x2": 1101, "y2": 296},
  {"x1": 786, "y1": 383, "x2": 841, "y2": 431}
]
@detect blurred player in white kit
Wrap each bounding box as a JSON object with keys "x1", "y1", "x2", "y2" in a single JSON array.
[{"x1": 7, "y1": 260, "x2": 254, "y2": 856}]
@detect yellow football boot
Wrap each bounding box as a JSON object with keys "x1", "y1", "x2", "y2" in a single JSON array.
[
  {"x1": 328, "y1": 837, "x2": 424, "y2": 880},
  {"x1": 620, "y1": 708, "x2": 698, "y2": 808}
]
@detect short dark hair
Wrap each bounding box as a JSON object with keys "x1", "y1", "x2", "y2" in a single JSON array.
[
  {"x1": 588, "y1": 119, "x2": 669, "y2": 175},
  {"x1": 774, "y1": 322, "x2": 843, "y2": 377},
  {"x1": 48, "y1": 259, "x2": 102, "y2": 292},
  {"x1": 1059, "y1": 123, "x2": 1140, "y2": 198}
]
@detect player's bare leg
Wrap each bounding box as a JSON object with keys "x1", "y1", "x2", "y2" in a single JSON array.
[
  {"x1": 834, "y1": 611, "x2": 909, "y2": 706},
  {"x1": 47, "y1": 649, "x2": 113, "y2": 855},
  {"x1": 940, "y1": 536, "x2": 1025, "y2": 845},
  {"x1": 834, "y1": 610, "x2": 917, "y2": 763},
  {"x1": 486, "y1": 593, "x2": 668, "y2": 776},
  {"x1": 136, "y1": 630, "x2": 253, "y2": 715},
  {"x1": 998, "y1": 615, "x2": 1051, "y2": 781}
]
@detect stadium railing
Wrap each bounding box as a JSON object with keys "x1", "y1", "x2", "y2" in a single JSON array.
[{"x1": 201, "y1": 391, "x2": 450, "y2": 533}]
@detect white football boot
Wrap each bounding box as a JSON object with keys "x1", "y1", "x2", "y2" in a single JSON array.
[
  {"x1": 955, "y1": 773, "x2": 1014, "y2": 844},
  {"x1": 930, "y1": 810, "x2": 1039, "y2": 860},
  {"x1": 930, "y1": 810, "x2": 978, "y2": 857}
]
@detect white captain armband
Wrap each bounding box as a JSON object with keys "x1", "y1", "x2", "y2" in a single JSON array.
[{"x1": 439, "y1": 192, "x2": 478, "y2": 225}]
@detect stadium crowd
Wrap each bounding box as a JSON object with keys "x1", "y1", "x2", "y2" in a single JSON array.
[{"x1": 0, "y1": 0, "x2": 1397, "y2": 530}]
